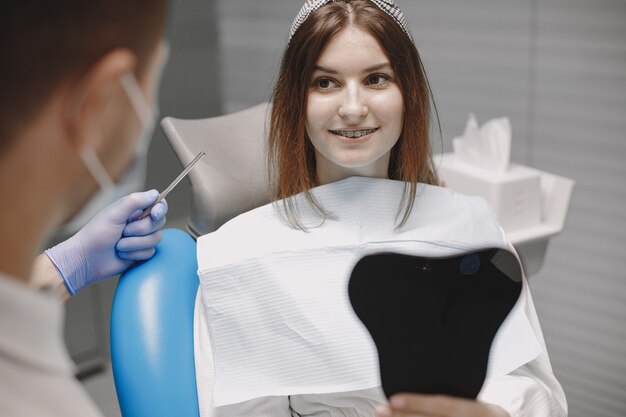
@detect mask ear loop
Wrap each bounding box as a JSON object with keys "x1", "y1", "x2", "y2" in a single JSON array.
[
  {"x1": 62, "y1": 72, "x2": 116, "y2": 190},
  {"x1": 79, "y1": 146, "x2": 115, "y2": 189},
  {"x1": 120, "y1": 72, "x2": 159, "y2": 158},
  {"x1": 120, "y1": 73, "x2": 153, "y2": 127},
  {"x1": 80, "y1": 73, "x2": 151, "y2": 191}
]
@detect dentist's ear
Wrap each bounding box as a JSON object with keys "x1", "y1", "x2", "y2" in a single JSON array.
[{"x1": 62, "y1": 48, "x2": 137, "y2": 152}]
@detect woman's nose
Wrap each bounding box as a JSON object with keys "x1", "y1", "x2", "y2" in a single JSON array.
[{"x1": 338, "y1": 85, "x2": 368, "y2": 122}]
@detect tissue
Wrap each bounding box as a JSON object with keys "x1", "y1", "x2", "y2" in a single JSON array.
[
  {"x1": 438, "y1": 115, "x2": 543, "y2": 233},
  {"x1": 452, "y1": 114, "x2": 512, "y2": 172}
]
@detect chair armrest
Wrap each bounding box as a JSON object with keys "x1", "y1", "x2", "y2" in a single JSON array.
[{"x1": 111, "y1": 229, "x2": 200, "y2": 417}]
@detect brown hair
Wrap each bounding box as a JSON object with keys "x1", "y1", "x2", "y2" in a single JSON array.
[
  {"x1": 268, "y1": 0, "x2": 439, "y2": 229},
  {"x1": 0, "y1": 0, "x2": 167, "y2": 152}
]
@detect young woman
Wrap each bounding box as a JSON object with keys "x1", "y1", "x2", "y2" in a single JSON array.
[
  {"x1": 194, "y1": 1, "x2": 567, "y2": 416},
  {"x1": 269, "y1": 0, "x2": 435, "y2": 228}
]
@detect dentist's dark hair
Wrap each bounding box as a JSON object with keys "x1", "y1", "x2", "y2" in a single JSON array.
[
  {"x1": 268, "y1": 0, "x2": 439, "y2": 229},
  {"x1": 0, "y1": 0, "x2": 167, "y2": 153}
]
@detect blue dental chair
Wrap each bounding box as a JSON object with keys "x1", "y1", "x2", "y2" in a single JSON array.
[
  {"x1": 110, "y1": 103, "x2": 271, "y2": 417},
  {"x1": 111, "y1": 228, "x2": 200, "y2": 416}
]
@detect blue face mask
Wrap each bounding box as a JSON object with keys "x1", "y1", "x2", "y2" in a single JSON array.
[{"x1": 60, "y1": 72, "x2": 158, "y2": 234}]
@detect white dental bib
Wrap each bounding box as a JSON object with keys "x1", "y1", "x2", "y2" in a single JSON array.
[{"x1": 196, "y1": 177, "x2": 540, "y2": 407}]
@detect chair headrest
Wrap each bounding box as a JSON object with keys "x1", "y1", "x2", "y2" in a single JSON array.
[{"x1": 161, "y1": 102, "x2": 272, "y2": 237}]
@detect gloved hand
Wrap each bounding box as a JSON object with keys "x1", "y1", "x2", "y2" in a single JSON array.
[{"x1": 45, "y1": 190, "x2": 168, "y2": 296}]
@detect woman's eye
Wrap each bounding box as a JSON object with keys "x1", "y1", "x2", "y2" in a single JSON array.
[
  {"x1": 314, "y1": 78, "x2": 337, "y2": 89},
  {"x1": 367, "y1": 74, "x2": 390, "y2": 86}
]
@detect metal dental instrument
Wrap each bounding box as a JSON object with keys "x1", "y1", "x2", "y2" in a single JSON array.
[{"x1": 139, "y1": 151, "x2": 206, "y2": 220}]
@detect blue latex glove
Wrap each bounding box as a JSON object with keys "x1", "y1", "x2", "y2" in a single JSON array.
[{"x1": 45, "y1": 190, "x2": 168, "y2": 296}]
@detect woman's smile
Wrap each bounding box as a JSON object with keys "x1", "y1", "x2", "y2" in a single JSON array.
[{"x1": 329, "y1": 127, "x2": 379, "y2": 141}]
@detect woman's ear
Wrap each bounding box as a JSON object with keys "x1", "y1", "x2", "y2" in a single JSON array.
[{"x1": 62, "y1": 48, "x2": 137, "y2": 151}]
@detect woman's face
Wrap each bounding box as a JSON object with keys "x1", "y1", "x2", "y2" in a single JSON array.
[{"x1": 306, "y1": 25, "x2": 404, "y2": 185}]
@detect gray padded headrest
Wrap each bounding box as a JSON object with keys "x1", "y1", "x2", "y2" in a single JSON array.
[{"x1": 161, "y1": 102, "x2": 272, "y2": 237}]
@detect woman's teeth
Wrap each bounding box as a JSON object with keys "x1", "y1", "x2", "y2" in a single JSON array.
[{"x1": 331, "y1": 128, "x2": 378, "y2": 138}]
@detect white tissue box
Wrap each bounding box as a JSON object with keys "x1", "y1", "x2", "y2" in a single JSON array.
[{"x1": 436, "y1": 153, "x2": 542, "y2": 233}]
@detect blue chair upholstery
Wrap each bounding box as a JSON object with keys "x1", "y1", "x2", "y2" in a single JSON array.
[
  {"x1": 111, "y1": 229, "x2": 200, "y2": 417},
  {"x1": 111, "y1": 104, "x2": 272, "y2": 416}
]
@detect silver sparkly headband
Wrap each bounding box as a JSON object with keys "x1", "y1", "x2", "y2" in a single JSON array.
[{"x1": 289, "y1": 0, "x2": 413, "y2": 43}]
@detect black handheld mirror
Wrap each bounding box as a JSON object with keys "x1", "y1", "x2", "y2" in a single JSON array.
[{"x1": 348, "y1": 248, "x2": 523, "y2": 399}]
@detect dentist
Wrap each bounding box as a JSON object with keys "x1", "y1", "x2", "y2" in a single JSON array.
[{"x1": 0, "y1": 0, "x2": 169, "y2": 415}]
